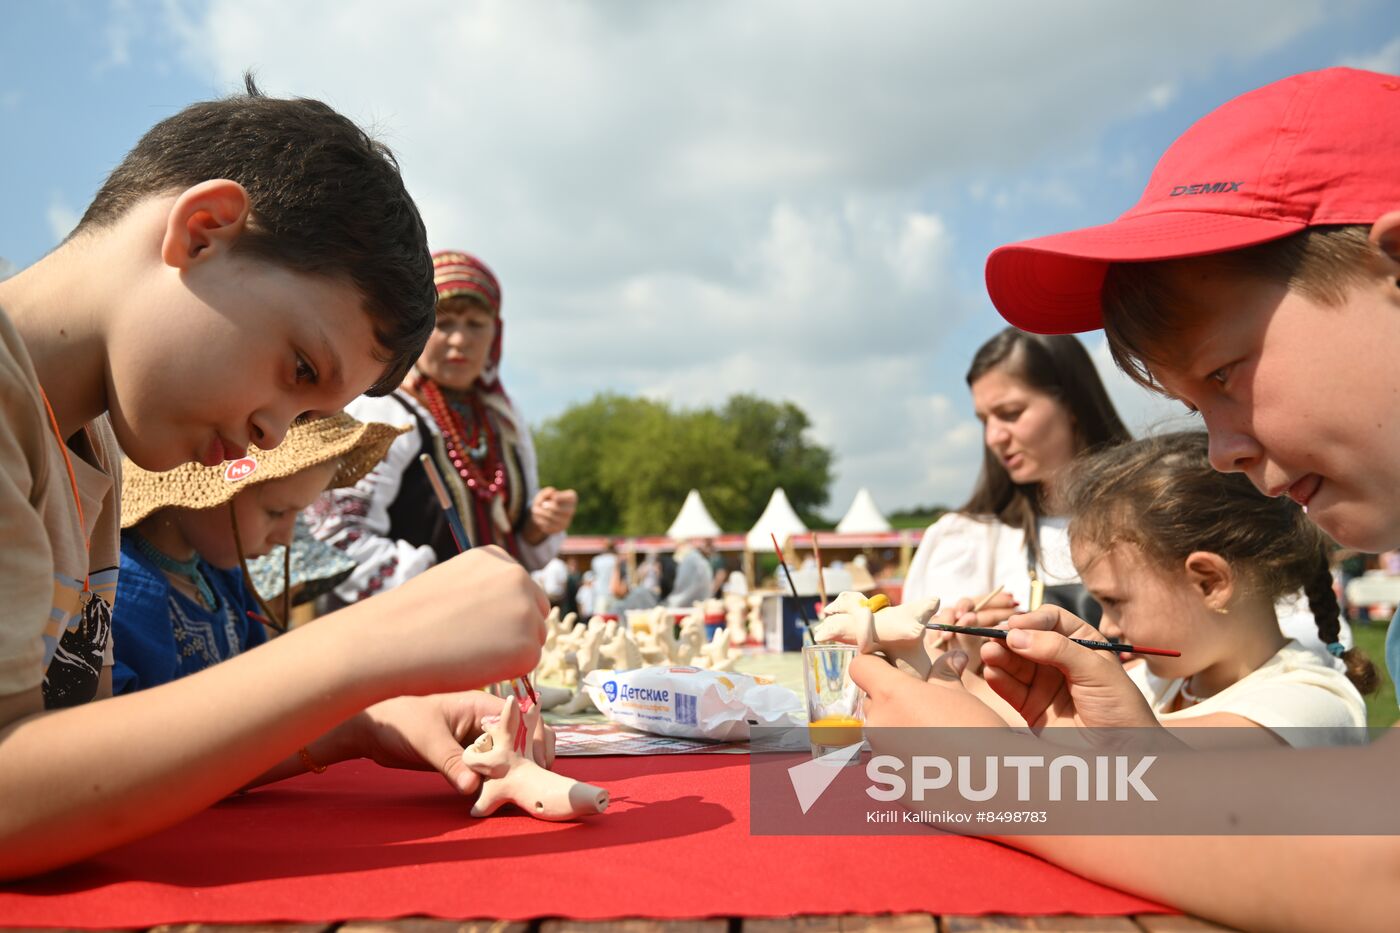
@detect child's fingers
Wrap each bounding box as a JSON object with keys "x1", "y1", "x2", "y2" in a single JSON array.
[
  {"x1": 1002, "y1": 628, "x2": 1115, "y2": 686},
  {"x1": 1006, "y1": 605, "x2": 1100, "y2": 641},
  {"x1": 533, "y1": 720, "x2": 556, "y2": 768},
  {"x1": 925, "y1": 649, "x2": 968, "y2": 684},
  {"x1": 421, "y1": 729, "x2": 477, "y2": 795},
  {"x1": 849, "y1": 652, "x2": 912, "y2": 703},
  {"x1": 982, "y1": 637, "x2": 1065, "y2": 726},
  {"x1": 981, "y1": 638, "x2": 1033, "y2": 680},
  {"x1": 973, "y1": 605, "x2": 1018, "y2": 628},
  {"x1": 982, "y1": 663, "x2": 1030, "y2": 717}
]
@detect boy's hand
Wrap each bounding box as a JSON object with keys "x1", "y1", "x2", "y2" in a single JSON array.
[
  {"x1": 345, "y1": 691, "x2": 556, "y2": 794},
  {"x1": 360, "y1": 547, "x2": 548, "y2": 696},
  {"x1": 980, "y1": 606, "x2": 1160, "y2": 733},
  {"x1": 850, "y1": 651, "x2": 1008, "y2": 730}
]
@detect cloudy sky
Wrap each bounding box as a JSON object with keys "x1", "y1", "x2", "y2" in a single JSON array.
[{"x1": 4, "y1": 1, "x2": 1398, "y2": 524}]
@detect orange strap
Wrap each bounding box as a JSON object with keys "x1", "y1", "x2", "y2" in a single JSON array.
[{"x1": 39, "y1": 387, "x2": 90, "y2": 593}]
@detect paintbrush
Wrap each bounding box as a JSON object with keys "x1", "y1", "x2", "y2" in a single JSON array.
[
  {"x1": 923, "y1": 621, "x2": 1180, "y2": 658},
  {"x1": 419, "y1": 453, "x2": 471, "y2": 552},
  {"x1": 420, "y1": 454, "x2": 538, "y2": 740},
  {"x1": 770, "y1": 532, "x2": 815, "y2": 645},
  {"x1": 812, "y1": 534, "x2": 828, "y2": 611},
  {"x1": 972, "y1": 584, "x2": 1005, "y2": 613}
]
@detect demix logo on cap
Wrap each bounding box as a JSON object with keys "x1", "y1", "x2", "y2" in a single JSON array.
[{"x1": 224, "y1": 457, "x2": 258, "y2": 482}]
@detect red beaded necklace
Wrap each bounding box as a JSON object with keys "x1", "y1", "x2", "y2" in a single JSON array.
[{"x1": 417, "y1": 379, "x2": 508, "y2": 502}]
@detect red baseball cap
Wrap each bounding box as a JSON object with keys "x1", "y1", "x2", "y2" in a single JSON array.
[{"x1": 985, "y1": 67, "x2": 1400, "y2": 334}]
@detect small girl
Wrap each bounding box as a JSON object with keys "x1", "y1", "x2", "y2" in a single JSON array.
[
  {"x1": 113, "y1": 413, "x2": 404, "y2": 693},
  {"x1": 1059, "y1": 431, "x2": 1375, "y2": 745}
]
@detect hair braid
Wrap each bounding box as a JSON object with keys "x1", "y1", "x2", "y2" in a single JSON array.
[{"x1": 1303, "y1": 549, "x2": 1378, "y2": 694}]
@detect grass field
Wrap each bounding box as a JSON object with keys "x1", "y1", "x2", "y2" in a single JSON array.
[{"x1": 1352, "y1": 620, "x2": 1396, "y2": 729}]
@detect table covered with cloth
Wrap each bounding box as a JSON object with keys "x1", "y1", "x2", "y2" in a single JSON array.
[{"x1": 0, "y1": 754, "x2": 1166, "y2": 928}]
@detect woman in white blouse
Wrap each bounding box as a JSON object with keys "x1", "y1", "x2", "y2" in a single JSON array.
[{"x1": 904, "y1": 328, "x2": 1130, "y2": 627}]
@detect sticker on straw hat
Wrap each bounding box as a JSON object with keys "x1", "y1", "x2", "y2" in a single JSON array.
[{"x1": 224, "y1": 457, "x2": 258, "y2": 482}]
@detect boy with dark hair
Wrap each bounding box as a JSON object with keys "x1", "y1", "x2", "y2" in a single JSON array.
[
  {"x1": 0, "y1": 77, "x2": 547, "y2": 878},
  {"x1": 854, "y1": 68, "x2": 1400, "y2": 929}
]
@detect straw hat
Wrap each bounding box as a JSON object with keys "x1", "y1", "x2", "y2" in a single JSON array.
[
  {"x1": 246, "y1": 516, "x2": 357, "y2": 605},
  {"x1": 122, "y1": 412, "x2": 408, "y2": 527}
]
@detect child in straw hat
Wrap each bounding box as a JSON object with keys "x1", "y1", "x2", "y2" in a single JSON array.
[{"x1": 113, "y1": 413, "x2": 405, "y2": 693}]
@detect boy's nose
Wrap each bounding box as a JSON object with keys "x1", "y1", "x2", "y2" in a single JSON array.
[
  {"x1": 249, "y1": 413, "x2": 289, "y2": 451},
  {"x1": 1206, "y1": 425, "x2": 1262, "y2": 475}
]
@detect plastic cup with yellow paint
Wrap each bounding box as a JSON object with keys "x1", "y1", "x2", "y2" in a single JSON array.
[{"x1": 801, "y1": 643, "x2": 864, "y2": 763}]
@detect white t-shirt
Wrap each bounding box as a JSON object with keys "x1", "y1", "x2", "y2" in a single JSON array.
[
  {"x1": 1274, "y1": 590, "x2": 1353, "y2": 668},
  {"x1": 903, "y1": 512, "x2": 1079, "y2": 608},
  {"x1": 1125, "y1": 641, "x2": 1366, "y2": 747}
]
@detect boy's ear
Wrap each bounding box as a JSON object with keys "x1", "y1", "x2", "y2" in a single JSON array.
[
  {"x1": 1182, "y1": 551, "x2": 1234, "y2": 612},
  {"x1": 1369, "y1": 210, "x2": 1400, "y2": 269},
  {"x1": 160, "y1": 179, "x2": 251, "y2": 270}
]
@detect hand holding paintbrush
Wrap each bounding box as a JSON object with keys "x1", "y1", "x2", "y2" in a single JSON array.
[
  {"x1": 930, "y1": 601, "x2": 1181, "y2": 658},
  {"x1": 420, "y1": 454, "x2": 540, "y2": 728},
  {"x1": 923, "y1": 585, "x2": 1019, "y2": 667}
]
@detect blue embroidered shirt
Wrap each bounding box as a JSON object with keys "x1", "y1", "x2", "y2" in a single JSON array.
[{"x1": 112, "y1": 532, "x2": 269, "y2": 693}]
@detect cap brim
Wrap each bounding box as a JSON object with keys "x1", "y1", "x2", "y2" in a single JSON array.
[{"x1": 985, "y1": 211, "x2": 1307, "y2": 334}]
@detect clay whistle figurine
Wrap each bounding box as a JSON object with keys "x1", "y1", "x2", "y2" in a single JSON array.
[
  {"x1": 814, "y1": 591, "x2": 942, "y2": 680},
  {"x1": 460, "y1": 696, "x2": 609, "y2": 820}
]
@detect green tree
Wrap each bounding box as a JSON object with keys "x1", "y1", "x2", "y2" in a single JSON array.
[
  {"x1": 720, "y1": 394, "x2": 833, "y2": 527},
  {"x1": 531, "y1": 393, "x2": 655, "y2": 534},
  {"x1": 534, "y1": 392, "x2": 835, "y2": 535},
  {"x1": 887, "y1": 505, "x2": 948, "y2": 530}
]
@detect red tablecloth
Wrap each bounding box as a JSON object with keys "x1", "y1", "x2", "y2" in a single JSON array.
[{"x1": 0, "y1": 756, "x2": 1164, "y2": 927}]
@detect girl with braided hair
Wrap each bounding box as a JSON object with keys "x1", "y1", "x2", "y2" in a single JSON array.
[{"x1": 1055, "y1": 431, "x2": 1375, "y2": 745}]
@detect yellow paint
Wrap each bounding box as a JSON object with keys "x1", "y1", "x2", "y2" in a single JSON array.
[
  {"x1": 861, "y1": 594, "x2": 890, "y2": 612},
  {"x1": 808, "y1": 715, "x2": 864, "y2": 746}
]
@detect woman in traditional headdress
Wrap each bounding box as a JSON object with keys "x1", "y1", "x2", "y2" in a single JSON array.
[{"x1": 310, "y1": 251, "x2": 576, "y2": 604}]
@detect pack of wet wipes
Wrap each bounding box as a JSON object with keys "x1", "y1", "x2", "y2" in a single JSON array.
[{"x1": 583, "y1": 666, "x2": 801, "y2": 741}]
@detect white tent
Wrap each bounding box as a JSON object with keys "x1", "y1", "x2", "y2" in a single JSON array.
[
  {"x1": 835, "y1": 487, "x2": 892, "y2": 534},
  {"x1": 665, "y1": 489, "x2": 722, "y2": 539},
  {"x1": 746, "y1": 487, "x2": 809, "y2": 551}
]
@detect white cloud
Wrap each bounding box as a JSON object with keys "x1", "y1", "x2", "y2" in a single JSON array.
[
  {"x1": 1342, "y1": 36, "x2": 1400, "y2": 75},
  {"x1": 100, "y1": 0, "x2": 135, "y2": 70},
  {"x1": 1142, "y1": 82, "x2": 1179, "y2": 111},
  {"x1": 46, "y1": 194, "x2": 80, "y2": 243},
  {"x1": 158, "y1": 0, "x2": 1333, "y2": 517}
]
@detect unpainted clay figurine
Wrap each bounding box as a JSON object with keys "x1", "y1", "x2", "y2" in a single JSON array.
[
  {"x1": 534, "y1": 684, "x2": 573, "y2": 711},
  {"x1": 461, "y1": 696, "x2": 609, "y2": 820},
  {"x1": 814, "y1": 590, "x2": 942, "y2": 679},
  {"x1": 553, "y1": 652, "x2": 598, "y2": 714},
  {"x1": 599, "y1": 624, "x2": 644, "y2": 671},
  {"x1": 702, "y1": 626, "x2": 739, "y2": 672}
]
